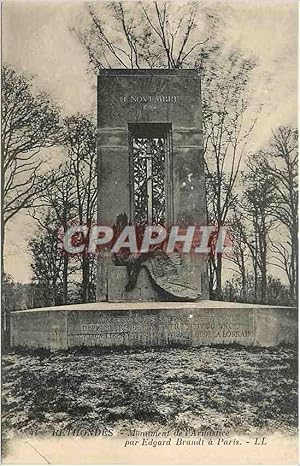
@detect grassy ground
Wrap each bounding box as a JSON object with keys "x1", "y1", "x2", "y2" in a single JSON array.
[{"x1": 2, "y1": 345, "x2": 297, "y2": 437}]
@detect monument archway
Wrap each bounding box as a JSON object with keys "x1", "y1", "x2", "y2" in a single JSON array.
[{"x1": 129, "y1": 122, "x2": 173, "y2": 227}]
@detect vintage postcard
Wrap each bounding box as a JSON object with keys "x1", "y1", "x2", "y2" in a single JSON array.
[{"x1": 1, "y1": 0, "x2": 298, "y2": 464}]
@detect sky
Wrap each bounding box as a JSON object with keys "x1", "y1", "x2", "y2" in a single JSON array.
[{"x1": 2, "y1": 0, "x2": 298, "y2": 283}]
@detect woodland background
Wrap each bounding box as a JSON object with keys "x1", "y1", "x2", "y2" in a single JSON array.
[{"x1": 2, "y1": 1, "x2": 298, "y2": 328}]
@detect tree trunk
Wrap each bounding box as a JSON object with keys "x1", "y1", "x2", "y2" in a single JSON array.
[
  {"x1": 261, "y1": 260, "x2": 267, "y2": 304},
  {"x1": 216, "y1": 252, "x2": 222, "y2": 300},
  {"x1": 291, "y1": 228, "x2": 298, "y2": 304},
  {"x1": 82, "y1": 256, "x2": 90, "y2": 303},
  {"x1": 53, "y1": 285, "x2": 58, "y2": 306},
  {"x1": 63, "y1": 255, "x2": 68, "y2": 305},
  {"x1": 252, "y1": 253, "x2": 258, "y2": 303},
  {"x1": 260, "y1": 225, "x2": 267, "y2": 304},
  {"x1": 208, "y1": 253, "x2": 216, "y2": 299},
  {"x1": 1, "y1": 141, "x2": 9, "y2": 346},
  {"x1": 1, "y1": 221, "x2": 9, "y2": 348},
  {"x1": 241, "y1": 266, "x2": 246, "y2": 301}
]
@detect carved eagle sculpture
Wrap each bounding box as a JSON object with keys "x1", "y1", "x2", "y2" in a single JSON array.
[{"x1": 112, "y1": 213, "x2": 200, "y2": 301}]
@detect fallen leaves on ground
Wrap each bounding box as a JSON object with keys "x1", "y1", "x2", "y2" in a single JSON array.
[{"x1": 2, "y1": 345, "x2": 297, "y2": 436}]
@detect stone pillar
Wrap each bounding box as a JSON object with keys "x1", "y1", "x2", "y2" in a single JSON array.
[{"x1": 97, "y1": 69, "x2": 208, "y2": 302}]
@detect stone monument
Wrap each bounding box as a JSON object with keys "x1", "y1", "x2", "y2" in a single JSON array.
[
  {"x1": 9, "y1": 70, "x2": 297, "y2": 350},
  {"x1": 96, "y1": 69, "x2": 208, "y2": 303}
]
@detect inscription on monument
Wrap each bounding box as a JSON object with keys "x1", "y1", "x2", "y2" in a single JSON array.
[
  {"x1": 67, "y1": 310, "x2": 254, "y2": 347},
  {"x1": 11, "y1": 305, "x2": 297, "y2": 349},
  {"x1": 120, "y1": 95, "x2": 178, "y2": 103}
]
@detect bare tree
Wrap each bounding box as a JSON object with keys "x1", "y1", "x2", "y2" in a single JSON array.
[
  {"x1": 29, "y1": 212, "x2": 66, "y2": 307},
  {"x1": 226, "y1": 211, "x2": 250, "y2": 301},
  {"x1": 1, "y1": 64, "x2": 61, "y2": 273},
  {"x1": 239, "y1": 153, "x2": 277, "y2": 303},
  {"x1": 202, "y1": 51, "x2": 258, "y2": 299},
  {"x1": 262, "y1": 127, "x2": 298, "y2": 303},
  {"x1": 79, "y1": 0, "x2": 216, "y2": 70},
  {"x1": 27, "y1": 115, "x2": 97, "y2": 306},
  {"x1": 78, "y1": 4, "x2": 260, "y2": 303},
  {"x1": 30, "y1": 165, "x2": 77, "y2": 304},
  {"x1": 63, "y1": 114, "x2": 97, "y2": 303},
  {"x1": 226, "y1": 129, "x2": 297, "y2": 306}
]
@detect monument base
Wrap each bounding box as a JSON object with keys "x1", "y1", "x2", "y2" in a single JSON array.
[{"x1": 10, "y1": 301, "x2": 297, "y2": 351}]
